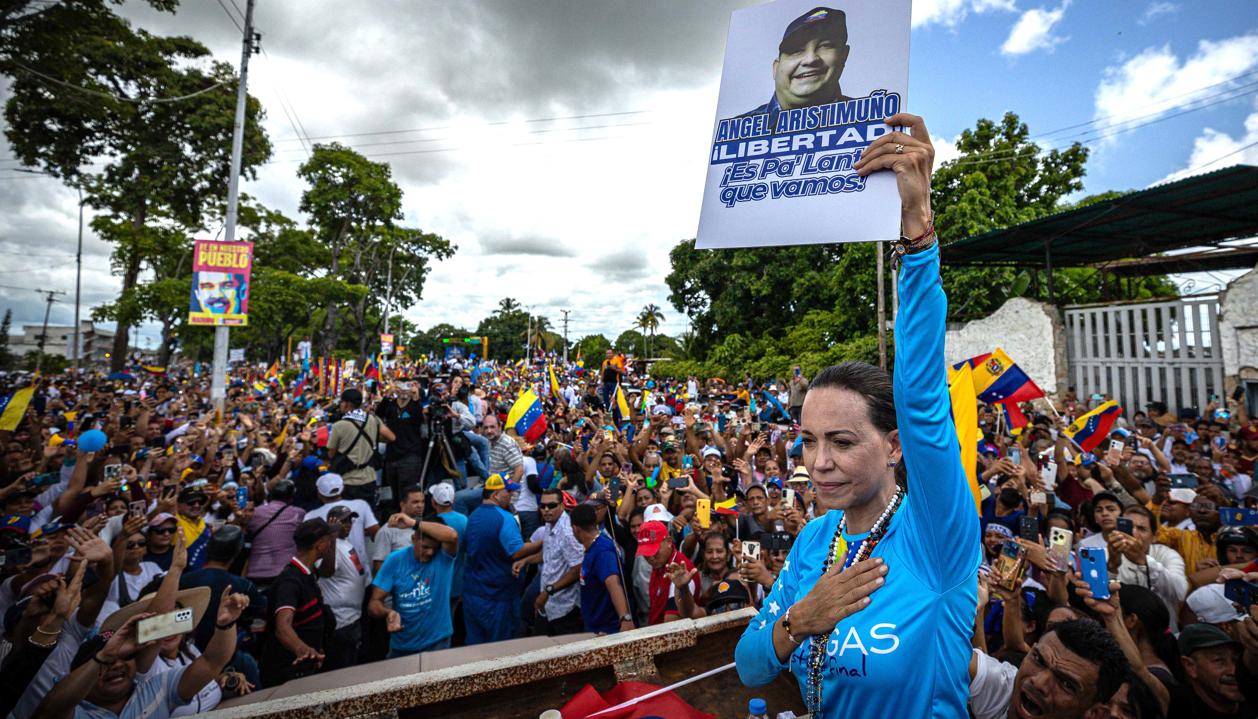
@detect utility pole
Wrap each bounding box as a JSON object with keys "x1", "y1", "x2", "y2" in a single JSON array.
[
  {"x1": 560, "y1": 309, "x2": 570, "y2": 364},
  {"x1": 525, "y1": 311, "x2": 533, "y2": 365},
  {"x1": 35, "y1": 290, "x2": 66, "y2": 373},
  {"x1": 211, "y1": 0, "x2": 258, "y2": 417},
  {"x1": 72, "y1": 187, "x2": 84, "y2": 373},
  {"x1": 876, "y1": 240, "x2": 886, "y2": 371}
]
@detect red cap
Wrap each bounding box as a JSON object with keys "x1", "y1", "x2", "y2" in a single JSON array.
[{"x1": 635, "y1": 520, "x2": 670, "y2": 557}]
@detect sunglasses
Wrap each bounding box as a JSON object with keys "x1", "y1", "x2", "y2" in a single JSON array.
[
  {"x1": 126, "y1": 540, "x2": 147, "y2": 549},
  {"x1": 149, "y1": 526, "x2": 177, "y2": 535},
  {"x1": 538, "y1": 502, "x2": 562, "y2": 510},
  {"x1": 181, "y1": 498, "x2": 206, "y2": 507}
]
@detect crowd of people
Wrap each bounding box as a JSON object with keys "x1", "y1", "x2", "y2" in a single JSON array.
[{"x1": 0, "y1": 113, "x2": 1255, "y2": 719}]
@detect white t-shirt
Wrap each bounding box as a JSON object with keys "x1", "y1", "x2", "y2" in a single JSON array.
[
  {"x1": 139, "y1": 647, "x2": 222, "y2": 717},
  {"x1": 102, "y1": 562, "x2": 166, "y2": 618},
  {"x1": 304, "y1": 499, "x2": 378, "y2": 581},
  {"x1": 319, "y1": 538, "x2": 369, "y2": 629},
  {"x1": 968, "y1": 649, "x2": 1017, "y2": 719}
]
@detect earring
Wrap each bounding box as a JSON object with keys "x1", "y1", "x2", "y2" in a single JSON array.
[{"x1": 886, "y1": 461, "x2": 897, "y2": 467}]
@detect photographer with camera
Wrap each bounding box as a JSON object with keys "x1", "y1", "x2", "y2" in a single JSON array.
[
  {"x1": 376, "y1": 381, "x2": 428, "y2": 504},
  {"x1": 326, "y1": 389, "x2": 395, "y2": 508}
]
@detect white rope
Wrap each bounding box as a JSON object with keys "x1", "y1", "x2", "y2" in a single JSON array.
[{"x1": 582, "y1": 660, "x2": 738, "y2": 718}]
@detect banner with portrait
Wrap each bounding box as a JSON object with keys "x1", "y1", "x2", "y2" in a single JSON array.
[
  {"x1": 188, "y1": 240, "x2": 253, "y2": 326},
  {"x1": 696, "y1": 0, "x2": 911, "y2": 248}
]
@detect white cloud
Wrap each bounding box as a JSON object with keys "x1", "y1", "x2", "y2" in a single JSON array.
[
  {"x1": 912, "y1": 0, "x2": 1016, "y2": 29},
  {"x1": 1093, "y1": 34, "x2": 1258, "y2": 139},
  {"x1": 1139, "y1": 2, "x2": 1179, "y2": 25},
  {"x1": 932, "y1": 134, "x2": 963, "y2": 166},
  {"x1": 1157, "y1": 97, "x2": 1258, "y2": 185},
  {"x1": 1001, "y1": 3, "x2": 1070, "y2": 56}
]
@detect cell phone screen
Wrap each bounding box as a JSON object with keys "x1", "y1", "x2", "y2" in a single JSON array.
[
  {"x1": 1019, "y1": 516, "x2": 1040, "y2": 542},
  {"x1": 1115, "y1": 517, "x2": 1134, "y2": 536}
]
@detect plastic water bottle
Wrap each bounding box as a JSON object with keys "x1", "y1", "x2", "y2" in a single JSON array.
[{"x1": 748, "y1": 697, "x2": 768, "y2": 719}]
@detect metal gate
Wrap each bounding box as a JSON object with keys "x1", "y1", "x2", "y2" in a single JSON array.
[{"x1": 1064, "y1": 295, "x2": 1224, "y2": 415}]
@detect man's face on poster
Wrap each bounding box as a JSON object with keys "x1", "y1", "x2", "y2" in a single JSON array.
[
  {"x1": 772, "y1": 32, "x2": 848, "y2": 110},
  {"x1": 194, "y1": 272, "x2": 245, "y2": 315}
]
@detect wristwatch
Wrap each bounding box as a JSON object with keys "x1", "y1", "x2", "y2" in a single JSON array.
[
  {"x1": 620, "y1": 613, "x2": 634, "y2": 623},
  {"x1": 544, "y1": 584, "x2": 555, "y2": 595}
]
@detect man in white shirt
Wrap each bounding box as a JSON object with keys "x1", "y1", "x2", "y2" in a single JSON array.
[
  {"x1": 304, "y1": 473, "x2": 379, "y2": 582},
  {"x1": 516, "y1": 489, "x2": 585, "y2": 636},
  {"x1": 319, "y1": 505, "x2": 369, "y2": 670},
  {"x1": 1110, "y1": 505, "x2": 1188, "y2": 629}
]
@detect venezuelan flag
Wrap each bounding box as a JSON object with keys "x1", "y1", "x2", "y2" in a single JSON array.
[
  {"x1": 947, "y1": 363, "x2": 982, "y2": 515},
  {"x1": 714, "y1": 497, "x2": 739, "y2": 516},
  {"x1": 363, "y1": 354, "x2": 380, "y2": 381},
  {"x1": 614, "y1": 382, "x2": 632, "y2": 423},
  {"x1": 507, "y1": 388, "x2": 548, "y2": 443},
  {"x1": 965, "y1": 348, "x2": 1045, "y2": 404},
  {"x1": 548, "y1": 363, "x2": 561, "y2": 398},
  {"x1": 1063, "y1": 400, "x2": 1122, "y2": 453},
  {"x1": 0, "y1": 386, "x2": 35, "y2": 432},
  {"x1": 1000, "y1": 402, "x2": 1028, "y2": 434}
]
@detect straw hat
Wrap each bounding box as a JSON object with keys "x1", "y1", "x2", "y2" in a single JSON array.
[{"x1": 100, "y1": 586, "x2": 211, "y2": 635}]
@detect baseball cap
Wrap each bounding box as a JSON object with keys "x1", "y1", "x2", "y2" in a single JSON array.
[
  {"x1": 300, "y1": 455, "x2": 324, "y2": 471},
  {"x1": 1177, "y1": 622, "x2": 1240, "y2": 655},
  {"x1": 177, "y1": 485, "x2": 207, "y2": 503},
  {"x1": 316, "y1": 473, "x2": 344, "y2": 497},
  {"x1": 428, "y1": 482, "x2": 455, "y2": 506},
  {"x1": 635, "y1": 520, "x2": 671, "y2": 557},
  {"x1": 0, "y1": 514, "x2": 30, "y2": 535},
  {"x1": 1090, "y1": 491, "x2": 1121, "y2": 508},
  {"x1": 147, "y1": 512, "x2": 176, "y2": 528},
  {"x1": 340, "y1": 388, "x2": 363, "y2": 406},
  {"x1": 31, "y1": 518, "x2": 71, "y2": 538},
  {"x1": 293, "y1": 518, "x2": 336, "y2": 547},
  {"x1": 706, "y1": 579, "x2": 751, "y2": 613},
  {"x1": 701, "y1": 446, "x2": 722, "y2": 460},
  {"x1": 642, "y1": 503, "x2": 674, "y2": 525},
  {"x1": 1186, "y1": 584, "x2": 1246, "y2": 624},
  {"x1": 1168, "y1": 488, "x2": 1197, "y2": 505},
  {"x1": 484, "y1": 473, "x2": 520, "y2": 492},
  {"x1": 327, "y1": 505, "x2": 358, "y2": 522}
]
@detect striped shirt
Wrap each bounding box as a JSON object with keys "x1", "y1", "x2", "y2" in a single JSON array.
[
  {"x1": 75, "y1": 666, "x2": 189, "y2": 719},
  {"x1": 488, "y1": 435, "x2": 524, "y2": 477}
]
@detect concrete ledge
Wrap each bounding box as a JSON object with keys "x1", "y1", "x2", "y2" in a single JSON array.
[{"x1": 205, "y1": 609, "x2": 755, "y2": 719}]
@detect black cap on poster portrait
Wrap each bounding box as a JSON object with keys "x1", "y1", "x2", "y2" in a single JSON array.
[{"x1": 779, "y1": 7, "x2": 848, "y2": 53}]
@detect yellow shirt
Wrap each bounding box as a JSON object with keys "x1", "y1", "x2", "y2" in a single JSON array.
[{"x1": 1149, "y1": 500, "x2": 1215, "y2": 587}]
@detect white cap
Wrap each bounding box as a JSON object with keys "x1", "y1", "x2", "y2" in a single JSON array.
[
  {"x1": 522, "y1": 456, "x2": 538, "y2": 478},
  {"x1": 643, "y1": 503, "x2": 674, "y2": 525},
  {"x1": 1168, "y1": 488, "x2": 1197, "y2": 505},
  {"x1": 316, "y1": 473, "x2": 344, "y2": 497},
  {"x1": 1187, "y1": 583, "x2": 1246, "y2": 624},
  {"x1": 428, "y1": 482, "x2": 455, "y2": 506},
  {"x1": 701, "y1": 446, "x2": 722, "y2": 459}
]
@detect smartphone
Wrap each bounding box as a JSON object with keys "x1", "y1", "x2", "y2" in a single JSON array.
[
  {"x1": 696, "y1": 498, "x2": 711, "y2": 529},
  {"x1": 1040, "y1": 462, "x2": 1057, "y2": 490},
  {"x1": 784, "y1": 487, "x2": 796, "y2": 508},
  {"x1": 1048, "y1": 527, "x2": 1073, "y2": 569},
  {"x1": 128, "y1": 500, "x2": 147, "y2": 517},
  {"x1": 136, "y1": 607, "x2": 195, "y2": 644},
  {"x1": 1115, "y1": 517, "x2": 1134, "y2": 536},
  {"x1": 681, "y1": 455, "x2": 693, "y2": 470},
  {"x1": 1030, "y1": 491, "x2": 1046, "y2": 506},
  {"x1": 1233, "y1": 385, "x2": 1246, "y2": 402},
  {"x1": 1009, "y1": 447, "x2": 1022, "y2": 466},
  {"x1": 1045, "y1": 491, "x2": 1056, "y2": 508},
  {"x1": 621, "y1": 461, "x2": 633, "y2": 476},
  {"x1": 742, "y1": 541, "x2": 761, "y2": 562},
  {"x1": 1019, "y1": 515, "x2": 1040, "y2": 542},
  {"x1": 1223, "y1": 579, "x2": 1258, "y2": 609},
  {"x1": 103, "y1": 464, "x2": 122, "y2": 482},
  {"x1": 1124, "y1": 435, "x2": 1139, "y2": 450},
  {"x1": 1105, "y1": 440, "x2": 1124, "y2": 465},
  {"x1": 1078, "y1": 547, "x2": 1111, "y2": 600},
  {"x1": 994, "y1": 541, "x2": 1028, "y2": 591},
  {"x1": 0, "y1": 546, "x2": 32, "y2": 568},
  {"x1": 1221, "y1": 507, "x2": 1258, "y2": 526},
  {"x1": 236, "y1": 485, "x2": 248, "y2": 510},
  {"x1": 1169, "y1": 473, "x2": 1199, "y2": 489},
  {"x1": 979, "y1": 483, "x2": 992, "y2": 501},
  {"x1": 667, "y1": 476, "x2": 689, "y2": 490},
  {"x1": 30, "y1": 472, "x2": 60, "y2": 489}
]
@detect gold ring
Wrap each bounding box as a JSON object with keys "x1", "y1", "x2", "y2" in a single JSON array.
[{"x1": 895, "y1": 144, "x2": 905, "y2": 154}]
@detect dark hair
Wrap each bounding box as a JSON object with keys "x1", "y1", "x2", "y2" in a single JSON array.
[
  {"x1": 400, "y1": 483, "x2": 425, "y2": 502},
  {"x1": 539, "y1": 488, "x2": 563, "y2": 504},
  {"x1": 1121, "y1": 670, "x2": 1167, "y2": 719},
  {"x1": 571, "y1": 503, "x2": 598, "y2": 531},
  {"x1": 1121, "y1": 504, "x2": 1156, "y2": 529},
  {"x1": 809, "y1": 362, "x2": 904, "y2": 484},
  {"x1": 207, "y1": 524, "x2": 244, "y2": 563},
  {"x1": 1117, "y1": 584, "x2": 1182, "y2": 684},
  {"x1": 1049, "y1": 618, "x2": 1129, "y2": 702}
]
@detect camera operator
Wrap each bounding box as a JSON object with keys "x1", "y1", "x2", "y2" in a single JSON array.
[
  {"x1": 376, "y1": 381, "x2": 428, "y2": 503},
  {"x1": 326, "y1": 389, "x2": 395, "y2": 507},
  {"x1": 420, "y1": 380, "x2": 473, "y2": 490}
]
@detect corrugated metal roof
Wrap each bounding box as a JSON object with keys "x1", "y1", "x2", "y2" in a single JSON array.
[{"x1": 940, "y1": 165, "x2": 1258, "y2": 268}]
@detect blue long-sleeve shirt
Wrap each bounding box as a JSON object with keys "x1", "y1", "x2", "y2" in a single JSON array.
[{"x1": 734, "y1": 243, "x2": 980, "y2": 717}]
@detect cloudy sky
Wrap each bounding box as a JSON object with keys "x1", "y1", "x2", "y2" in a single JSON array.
[{"x1": 1, "y1": 0, "x2": 1256, "y2": 350}]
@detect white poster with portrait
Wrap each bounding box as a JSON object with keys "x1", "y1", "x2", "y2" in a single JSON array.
[{"x1": 696, "y1": 0, "x2": 911, "y2": 248}]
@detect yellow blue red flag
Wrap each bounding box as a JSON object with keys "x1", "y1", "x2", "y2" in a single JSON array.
[
  {"x1": 507, "y1": 388, "x2": 548, "y2": 443},
  {"x1": 1063, "y1": 400, "x2": 1122, "y2": 453}
]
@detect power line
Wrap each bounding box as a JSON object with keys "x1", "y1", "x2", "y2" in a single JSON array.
[
  {"x1": 269, "y1": 109, "x2": 651, "y2": 144},
  {"x1": 8, "y1": 60, "x2": 231, "y2": 104}
]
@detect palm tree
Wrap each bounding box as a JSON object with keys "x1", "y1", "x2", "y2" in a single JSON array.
[
  {"x1": 497, "y1": 297, "x2": 522, "y2": 315},
  {"x1": 525, "y1": 315, "x2": 553, "y2": 353},
  {"x1": 639, "y1": 303, "x2": 664, "y2": 357},
  {"x1": 635, "y1": 312, "x2": 650, "y2": 356}
]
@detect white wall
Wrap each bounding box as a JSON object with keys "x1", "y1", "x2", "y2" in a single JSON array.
[
  {"x1": 944, "y1": 297, "x2": 1066, "y2": 396},
  {"x1": 1218, "y1": 265, "x2": 1258, "y2": 383}
]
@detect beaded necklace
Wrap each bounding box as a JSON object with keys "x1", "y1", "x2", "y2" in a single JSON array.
[{"x1": 803, "y1": 486, "x2": 905, "y2": 716}]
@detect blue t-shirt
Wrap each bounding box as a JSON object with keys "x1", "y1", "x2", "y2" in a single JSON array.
[
  {"x1": 580, "y1": 534, "x2": 622, "y2": 634},
  {"x1": 464, "y1": 504, "x2": 523, "y2": 599},
  {"x1": 980, "y1": 495, "x2": 1025, "y2": 535},
  {"x1": 438, "y1": 510, "x2": 468, "y2": 599},
  {"x1": 372, "y1": 546, "x2": 455, "y2": 653}
]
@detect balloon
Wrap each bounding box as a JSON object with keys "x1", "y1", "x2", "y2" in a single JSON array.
[{"x1": 77, "y1": 429, "x2": 108, "y2": 453}]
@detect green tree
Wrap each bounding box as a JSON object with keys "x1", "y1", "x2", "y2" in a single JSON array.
[
  {"x1": 614, "y1": 329, "x2": 644, "y2": 355},
  {"x1": 475, "y1": 298, "x2": 529, "y2": 362},
  {"x1": 573, "y1": 334, "x2": 611, "y2": 364},
  {"x1": 0, "y1": 309, "x2": 12, "y2": 370},
  {"x1": 2, "y1": 1, "x2": 271, "y2": 370}
]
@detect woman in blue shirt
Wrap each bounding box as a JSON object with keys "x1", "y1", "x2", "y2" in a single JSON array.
[{"x1": 735, "y1": 113, "x2": 980, "y2": 717}]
